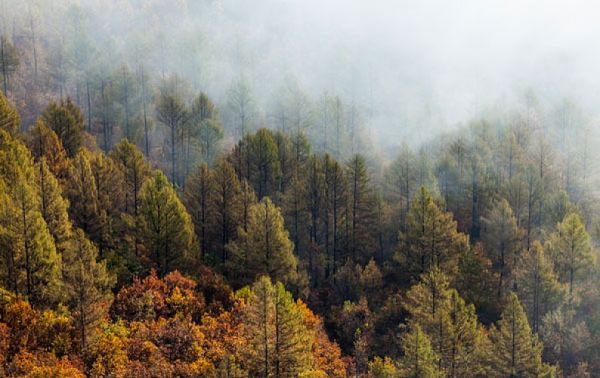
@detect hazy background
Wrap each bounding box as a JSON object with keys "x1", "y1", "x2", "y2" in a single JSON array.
[{"x1": 2, "y1": 0, "x2": 600, "y2": 148}]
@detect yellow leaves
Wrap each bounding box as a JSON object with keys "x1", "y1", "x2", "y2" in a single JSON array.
[
  {"x1": 166, "y1": 286, "x2": 188, "y2": 314},
  {"x1": 36, "y1": 309, "x2": 76, "y2": 357},
  {"x1": 86, "y1": 322, "x2": 129, "y2": 378},
  {"x1": 11, "y1": 351, "x2": 84, "y2": 378},
  {"x1": 299, "y1": 370, "x2": 328, "y2": 378},
  {"x1": 0, "y1": 92, "x2": 20, "y2": 136},
  {"x1": 368, "y1": 356, "x2": 399, "y2": 378},
  {"x1": 0, "y1": 322, "x2": 8, "y2": 366},
  {"x1": 297, "y1": 299, "x2": 347, "y2": 377}
]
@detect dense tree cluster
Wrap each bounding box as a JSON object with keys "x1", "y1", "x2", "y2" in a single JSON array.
[{"x1": 1, "y1": 4, "x2": 600, "y2": 376}]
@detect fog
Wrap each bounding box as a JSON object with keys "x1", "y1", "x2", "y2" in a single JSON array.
[{"x1": 2, "y1": 0, "x2": 600, "y2": 148}]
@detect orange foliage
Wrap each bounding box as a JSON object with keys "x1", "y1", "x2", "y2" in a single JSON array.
[
  {"x1": 199, "y1": 299, "x2": 246, "y2": 365},
  {"x1": 126, "y1": 316, "x2": 212, "y2": 376},
  {"x1": 297, "y1": 300, "x2": 347, "y2": 377},
  {"x1": 110, "y1": 270, "x2": 204, "y2": 322},
  {"x1": 2, "y1": 299, "x2": 39, "y2": 357},
  {"x1": 10, "y1": 350, "x2": 83, "y2": 378}
]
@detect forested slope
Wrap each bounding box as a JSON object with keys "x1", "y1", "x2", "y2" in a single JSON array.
[{"x1": 1, "y1": 1, "x2": 600, "y2": 377}]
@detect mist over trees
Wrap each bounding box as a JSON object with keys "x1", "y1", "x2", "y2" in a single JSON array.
[{"x1": 1, "y1": 0, "x2": 600, "y2": 377}]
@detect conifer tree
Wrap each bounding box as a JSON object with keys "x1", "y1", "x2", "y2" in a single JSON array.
[
  {"x1": 64, "y1": 150, "x2": 99, "y2": 239},
  {"x1": 272, "y1": 130, "x2": 295, "y2": 193},
  {"x1": 226, "y1": 75, "x2": 256, "y2": 139},
  {"x1": 27, "y1": 120, "x2": 69, "y2": 181},
  {"x1": 282, "y1": 175, "x2": 308, "y2": 264},
  {"x1": 455, "y1": 244, "x2": 499, "y2": 323},
  {"x1": 515, "y1": 241, "x2": 564, "y2": 333},
  {"x1": 41, "y1": 99, "x2": 85, "y2": 157},
  {"x1": 240, "y1": 179, "x2": 258, "y2": 233},
  {"x1": 0, "y1": 130, "x2": 61, "y2": 306},
  {"x1": 240, "y1": 276, "x2": 311, "y2": 377},
  {"x1": 383, "y1": 143, "x2": 438, "y2": 232},
  {"x1": 482, "y1": 199, "x2": 522, "y2": 297},
  {"x1": 36, "y1": 159, "x2": 72, "y2": 255},
  {"x1": 347, "y1": 154, "x2": 376, "y2": 264},
  {"x1": 398, "y1": 324, "x2": 441, "y2": 378},
  {"x1": 62, "y1": 229, "x2": 114, "y2": 350},
  {"x1": 138, "y1": 171, "x2": 196, "y2": 275},
  {"x1": 395, "y1": 187, "x2": 469, "y2": 281},
  {"x1": 489, "y1": 292, "x2": 552, "y2": 377},
  {"x1": 189, "y1": 92, "x2": 223, "y2": 164},
  {"x1": 89, "y1": 151, "x2": 125, "y2": 255},
  {"x1": 156, "y1": 86, "x2": 188, "y2": 186},
  {"x1": 249, "y1": 129, "x2": 281, "y2": 199},
  {"x1": 545, "y1": 212, "x2": 594, "y2": 295},
  {"x1": 184, "y1": 162, "x2": 214, "y2": 261},
  {"x1": 323, "y1": 154, "x2": 347, "y2": 277},
  {"x1": 109, "y1": 139, "x2": 151, "y2": 216},
  {"x1": 303, "y1": 155, "x2": 325, "y2": 284},
  {"x1": 403, "y1": 268, "x2": 486, "y2": 375},
  {"x1": 524, "y1": 165, "x2": 543, "y2": 250},
  {"x1": 0, "y1": 36, "x2": 19, "y2": 96},
  {"x1": 211, "y1": 160, "x2": 243, "y2": 263},
  {"x1": 0, "y1": 91, "x2": 20, "y2": 135},
  {"x1": 227, "y1": 197, "x2": 298, "y2": 287}
]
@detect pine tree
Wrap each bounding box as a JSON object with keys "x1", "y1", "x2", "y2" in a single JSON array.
[
  {"x1": 0, "y1": 130, "x2": 61, "y2": 306},
  {"x1": 184, "y1": 162, "x2": 214, "y2": 262},
  {"x1": 524, "y1": 165, "x2": 543, "y2": 250},
  {"x1": 545, "y1": 212, "x2": 594, "y2": 295},
  {"x1": 109, "y1": 139, "x2": 151, "y2": 216},
  {"x1": 211, "y1": 159, "x2": 243, "y2": 264},
  {"x1": 482, "y1": 199, "x2": 522, "y2": 298},
  {"x1": 455, "y1": 244, "x2": 499, "y2": 323},
  {"x1": 226, "y1": 75, "x2": 256, "y2": 139},
  {"x1": 240, "y1": 178, "x2": 258, "y2": 233},
  {"x1": 36, "y1": 159, "x2": 72, "y2": 255},
  {"x1": 304, "y1": 155, "x2": 325, "y2": 284},
  {"x1": 282, "y1": 175, "x2": 308, "y2": 266},
  {"x1": 64, "y1": 150, "x2": 100, "y2": 240},
  {"x1": 227, "y1": 197, "x2": 298, "y2": 287},
  {"x1": 347, "y1": 154, "x2": 376, "y2": 264},
  {"x1": 384, "y1": 144, "x2": 438, "y2": 233},
  {"x1": 398, "y1": 324, "x2": 441, "y2": 378},
  {"x1": 394, "y1": 187, "x2": 469, "y2": 282},
  {"x1": 249, "y1": 129, "x2": 282, "y2": 199},
  {"x1": 138, "y1": 170, "x2": 196, "y2": 275},
  {"x1": 0, "y1": 36, "x2": 19, "y2": 96},
  {"x1": 155, "y1": 85, "x2": 187, "y2": 187},
  {"x1": 0, "y1": 91, "x2": 19, "y2": 135},
  {"x1": 323, "y1": 154, "x2": 347, "y2": 278},
  {"x1": 27, "y1": 120, "x2": 69, "y2": 181},
  {"x1": 515, "y1": 241, "x2": 564, "y2": 333},
  {"x1": 403, "y1": 268, "x2": 486, "y2": 376},
  {"x1": 89, "y1": 151, "x2": 125, "y2": 255},
  {"x1": 272, "y1": 130, "x2": 295, "y2": 193},
  {"x1": 41, "y1": 99, "x2": 85, "y2": 157},
  {"x1": 189, "y1": 92, "x2": 223, "y2": 164},
  {"x1": 62, "y1": 229, "x2": 114, "y2": 350},
  {"x1": 240, "y1": 276, "x2": 311, "y2": 377},
  {"x1": 489, "y1": 292, "x2": 552, "y2": 377}
]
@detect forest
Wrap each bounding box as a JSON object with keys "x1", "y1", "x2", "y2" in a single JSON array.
[{"x1": 1, "y1": 0, "x2": 600, "y2": 377}]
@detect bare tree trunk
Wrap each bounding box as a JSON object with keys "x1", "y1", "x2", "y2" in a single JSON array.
[{"x1": 141, "y1": 66, "x2": 149, "y2": 157}]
